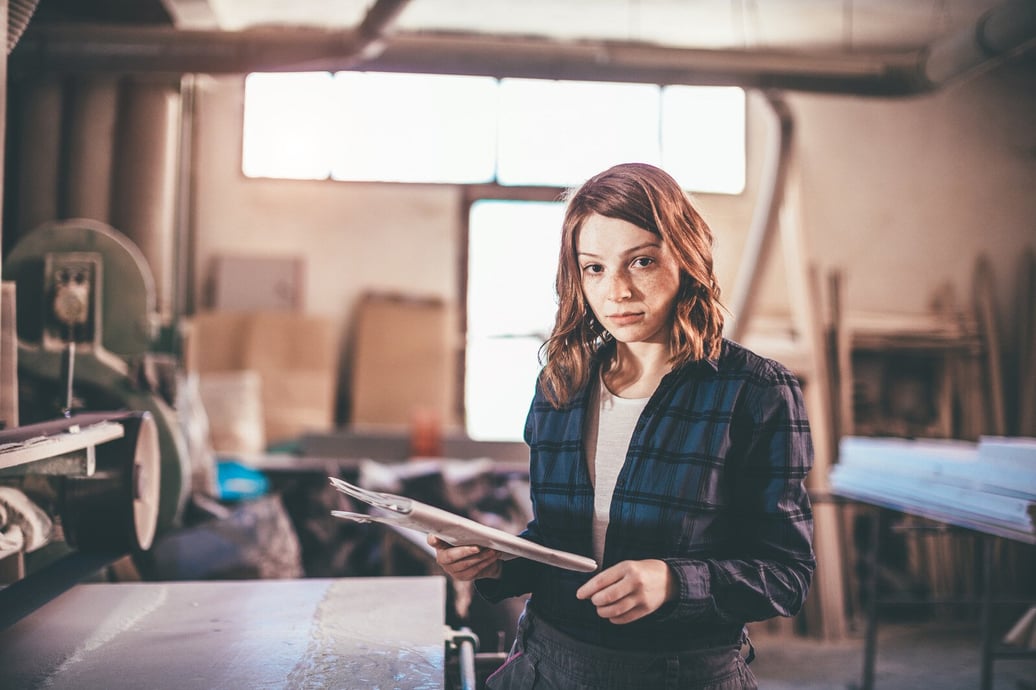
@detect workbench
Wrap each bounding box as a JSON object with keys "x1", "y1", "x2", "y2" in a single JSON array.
[
  {"x1": 830, "y1": 436, "x2": 1036, "y2": 690},
  {"x1": 0, "y1": 576, "x2": 446, "y2": 689}
]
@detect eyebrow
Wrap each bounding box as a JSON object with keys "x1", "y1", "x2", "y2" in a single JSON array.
[{"x1": 577, "y1": 242, "x2": 663, "y2": 259}]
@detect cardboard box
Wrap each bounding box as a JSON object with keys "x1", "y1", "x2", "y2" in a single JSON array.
[
  {"x1": 261, "y1": 370, "x2": 336, "y2": 442},
  {"x1": 349, "y1": 293, "x2": 457, "y2": 429},
  {"x1": 185, "y1": 310, "x2": 338, "y2": 445},
  {"x1": 209, "y1": 255, "x2": 304, "y2": 311}
]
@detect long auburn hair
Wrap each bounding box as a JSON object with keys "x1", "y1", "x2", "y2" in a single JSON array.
[{"x1": 539, "y1": 163, "x2": 724, "y2": 408}]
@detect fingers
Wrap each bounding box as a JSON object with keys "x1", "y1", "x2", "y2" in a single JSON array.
[
  {"x1": 427, "y1": 535, "x2": 502, "y2": 581},
  {"x1": 575, "y1": 560, "x2": 674, "y2": 624},
  {"x1": 576, "y1": 567, "x2": 623, "y2": 601}
]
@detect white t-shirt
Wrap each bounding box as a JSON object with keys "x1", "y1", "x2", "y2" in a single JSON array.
[{"x1": 585, "y1": 373, "x2": 650, "y2": 565}]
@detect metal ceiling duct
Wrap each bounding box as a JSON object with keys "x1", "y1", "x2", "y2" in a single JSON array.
[
  {"x1": 11, "y1": 0, "x2": 413, "y2": 74},
  {"x1": 9, "y1": 0, "x2": 1036, "y2": 96}
]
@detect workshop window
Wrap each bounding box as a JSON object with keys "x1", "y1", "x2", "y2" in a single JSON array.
[
  {"x1": 242, "y1": 72, "x2": 745, "y2": 192},
  {"x1": 243, "y1": 71, "x2": 497, "y2": 183},
  {"x1": 242, "y1": 72, "x2": 337, "y2": 179},
  {"x1": 330, "y1": 72, "x2": 499, "y2": 183},
  {"x1": 496, "y1": 79, "x2": 661, "y2": 187},
  {"x1": 466, "y1": 200, "x2": 563, "y2": 440},
  {"x1": 661, "y1": 85, "x2": 745, "y2": 194}
]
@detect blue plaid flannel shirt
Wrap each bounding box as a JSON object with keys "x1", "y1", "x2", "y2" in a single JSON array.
[{"x1": 477, "y1": 338, "x2": 816, "y2": 651}]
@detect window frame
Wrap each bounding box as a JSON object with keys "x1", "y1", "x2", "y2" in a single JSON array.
[{"x1": 457, "y1": 184, "x2": 566, "y2": 436}]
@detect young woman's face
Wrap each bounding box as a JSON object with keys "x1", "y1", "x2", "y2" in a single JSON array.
[{"x1": 576, "y1": 213, "x2": 682, "y2": 347}]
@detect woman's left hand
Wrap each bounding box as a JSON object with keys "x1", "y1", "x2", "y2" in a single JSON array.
[{"x1": 575, "y1": 559, "x2": 676, "y2": 624}]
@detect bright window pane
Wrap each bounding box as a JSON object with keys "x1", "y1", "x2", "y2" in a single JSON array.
[
  {"x1": 497, "y1": 79, "x2": 661, "y2": 187},
  {"x1": 242, "y1": 75, "x2": 745, "y2": 195},
  {"x1": 466, "y1": 200, "x2": 564, "y2": 440},
  {"x1": 467, "y1": 201, "x2": 563, "y2": 337},
  {"x1": 330, "y1": 72, "x2": 498, "y2": 183},
  {"x1": 662, "y1": 86, "x2": 746, "y2": 194},
  {"x1": 242, "y1": 72, "x2": 335, "y2": 179},
  {"x1": 465, "y1": 337, "x2": 543, "y2": 441}
]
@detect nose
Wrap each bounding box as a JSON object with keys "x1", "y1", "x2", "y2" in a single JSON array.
[{"x1": 606, "y1": 271, "x2": 633, "y2": 301}]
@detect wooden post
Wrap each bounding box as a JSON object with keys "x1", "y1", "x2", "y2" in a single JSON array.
[{"x1": 780, "y1": 166, "x2": 848, "y2": 641}]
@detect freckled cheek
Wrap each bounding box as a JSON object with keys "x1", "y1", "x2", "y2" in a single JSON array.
[
  {"x1": 582, "y1": 281, "x2": 606, "y2": 310},
  {"x1": 634, "y1": 275, "x2": 678, "y2": 302}
]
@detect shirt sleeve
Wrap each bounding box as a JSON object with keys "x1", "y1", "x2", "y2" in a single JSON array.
[
  {"x1": 659, "y1": 364, "x2": 816, "y2": 625},
  {"x1": 475, "y1": 387, "x2": 546, "y2": 602},
  {"x1": 473, "y1": 541, "x2": 541, "y2": 602}
]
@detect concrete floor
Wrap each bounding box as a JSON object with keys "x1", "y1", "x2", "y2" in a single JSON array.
[{"x1": 749, "y1": 619, "x2": 1035, "y2": 690}]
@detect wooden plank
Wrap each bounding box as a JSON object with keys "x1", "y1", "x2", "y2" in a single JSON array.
[
  {"x1": 828, "y1": 270, "x2": 854, "y2": 441},
  {"x1": 0, "y1": 282, "x2": 17, "y2": 430},
  {"x1": 0, "y1": 420, "x2": 123, "y2": 471},
  {"x1": 1018, "y1": 247, "x2": 1036, "y2": 436},
  {"x1": 973, "y1": 256, "x2": 1006, "y2": 435},
  {"x1": 932, "y1": 284, "x2": 983, "y2": 440},
  {"x1": 827, "y1": 269, "x2": 863, "y2": 625}
]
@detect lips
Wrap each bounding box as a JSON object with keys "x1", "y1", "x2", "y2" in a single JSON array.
[{"x1": 606, "y1": 312, "x2": 643, "y2": 326}]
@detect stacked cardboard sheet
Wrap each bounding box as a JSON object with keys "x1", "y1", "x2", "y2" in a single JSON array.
[{"x1": 830, "y1": 436, "x2": 1036, "y2": 544}]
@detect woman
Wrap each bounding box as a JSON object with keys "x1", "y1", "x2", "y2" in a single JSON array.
[{"x1": 430, "y1": 163, "x2": 815, "y2": 689}]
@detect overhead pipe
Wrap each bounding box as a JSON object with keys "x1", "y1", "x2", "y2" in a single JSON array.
[
  {"x1": 725, "y1": 91, "x2": 793, "y2": 343},
  {"x1": 11, "y1": 0, "x2": 412, "y2": 74},
  {"x1": 368, "y1": 0, "x2": 1036, "y2": 95},
  {"x1": 9, "y1": 0, "x2": 1036, "y2": 96},
  {"x1": 920, "y1": 0, "x2": 1036, "y2": 87}
]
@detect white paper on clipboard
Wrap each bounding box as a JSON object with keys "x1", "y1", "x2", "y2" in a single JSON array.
[{"x1": 328, "y1": 476, "x2": 597, "y2": 573}]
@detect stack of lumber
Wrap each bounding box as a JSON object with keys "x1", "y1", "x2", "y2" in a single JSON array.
[
  {"x1": 846, "y1": 310, "x2": 981, "y2": 353},
  {"x1": 841, "y1": 307, "x2": 985, "y2": 441},
  {"x1": 830, "y1": 435, "x2": 1036, "y2": 544}
]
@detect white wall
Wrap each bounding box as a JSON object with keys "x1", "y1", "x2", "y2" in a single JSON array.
[
  {"x1": 191, "y1": 73, "x2": 460, "y2": 324},
  {"x1": 791, "y1": 62, "x2": 1036, "y2": 325}
]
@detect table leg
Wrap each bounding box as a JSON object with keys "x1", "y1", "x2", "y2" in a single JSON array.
[
  {"x1": 979, "y1": 535, "x2": 995, "y2": 690},
  {"x1": 860, "y1": 507, "x2": 882, "y2": 690}
]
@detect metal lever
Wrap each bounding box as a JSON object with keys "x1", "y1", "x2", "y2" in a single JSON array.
[{"x1": 446, "y1": 627, "x2": 480, "y2": 690}]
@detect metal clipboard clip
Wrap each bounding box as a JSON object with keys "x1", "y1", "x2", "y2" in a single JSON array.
[{"x1": 328, "y1": 476, "x2": 597, "y2": 573}]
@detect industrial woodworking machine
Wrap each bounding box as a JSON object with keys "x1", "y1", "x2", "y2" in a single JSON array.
[{"x1": 1, "y1": 218, "x2": 190, "y2": 581}]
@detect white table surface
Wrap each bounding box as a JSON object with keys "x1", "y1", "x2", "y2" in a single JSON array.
[{"x1": 0, "y1": 576, "x2": 446, "y2": 689}]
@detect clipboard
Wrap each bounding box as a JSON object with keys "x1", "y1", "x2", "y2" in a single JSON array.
[{"x1": 328, "y1": 476, "x2": 597, "y2": 573}]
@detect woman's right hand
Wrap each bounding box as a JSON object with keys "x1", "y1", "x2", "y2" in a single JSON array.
[{"x1": 427, "y1": 535, "x2": 503, "y2": 581}]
